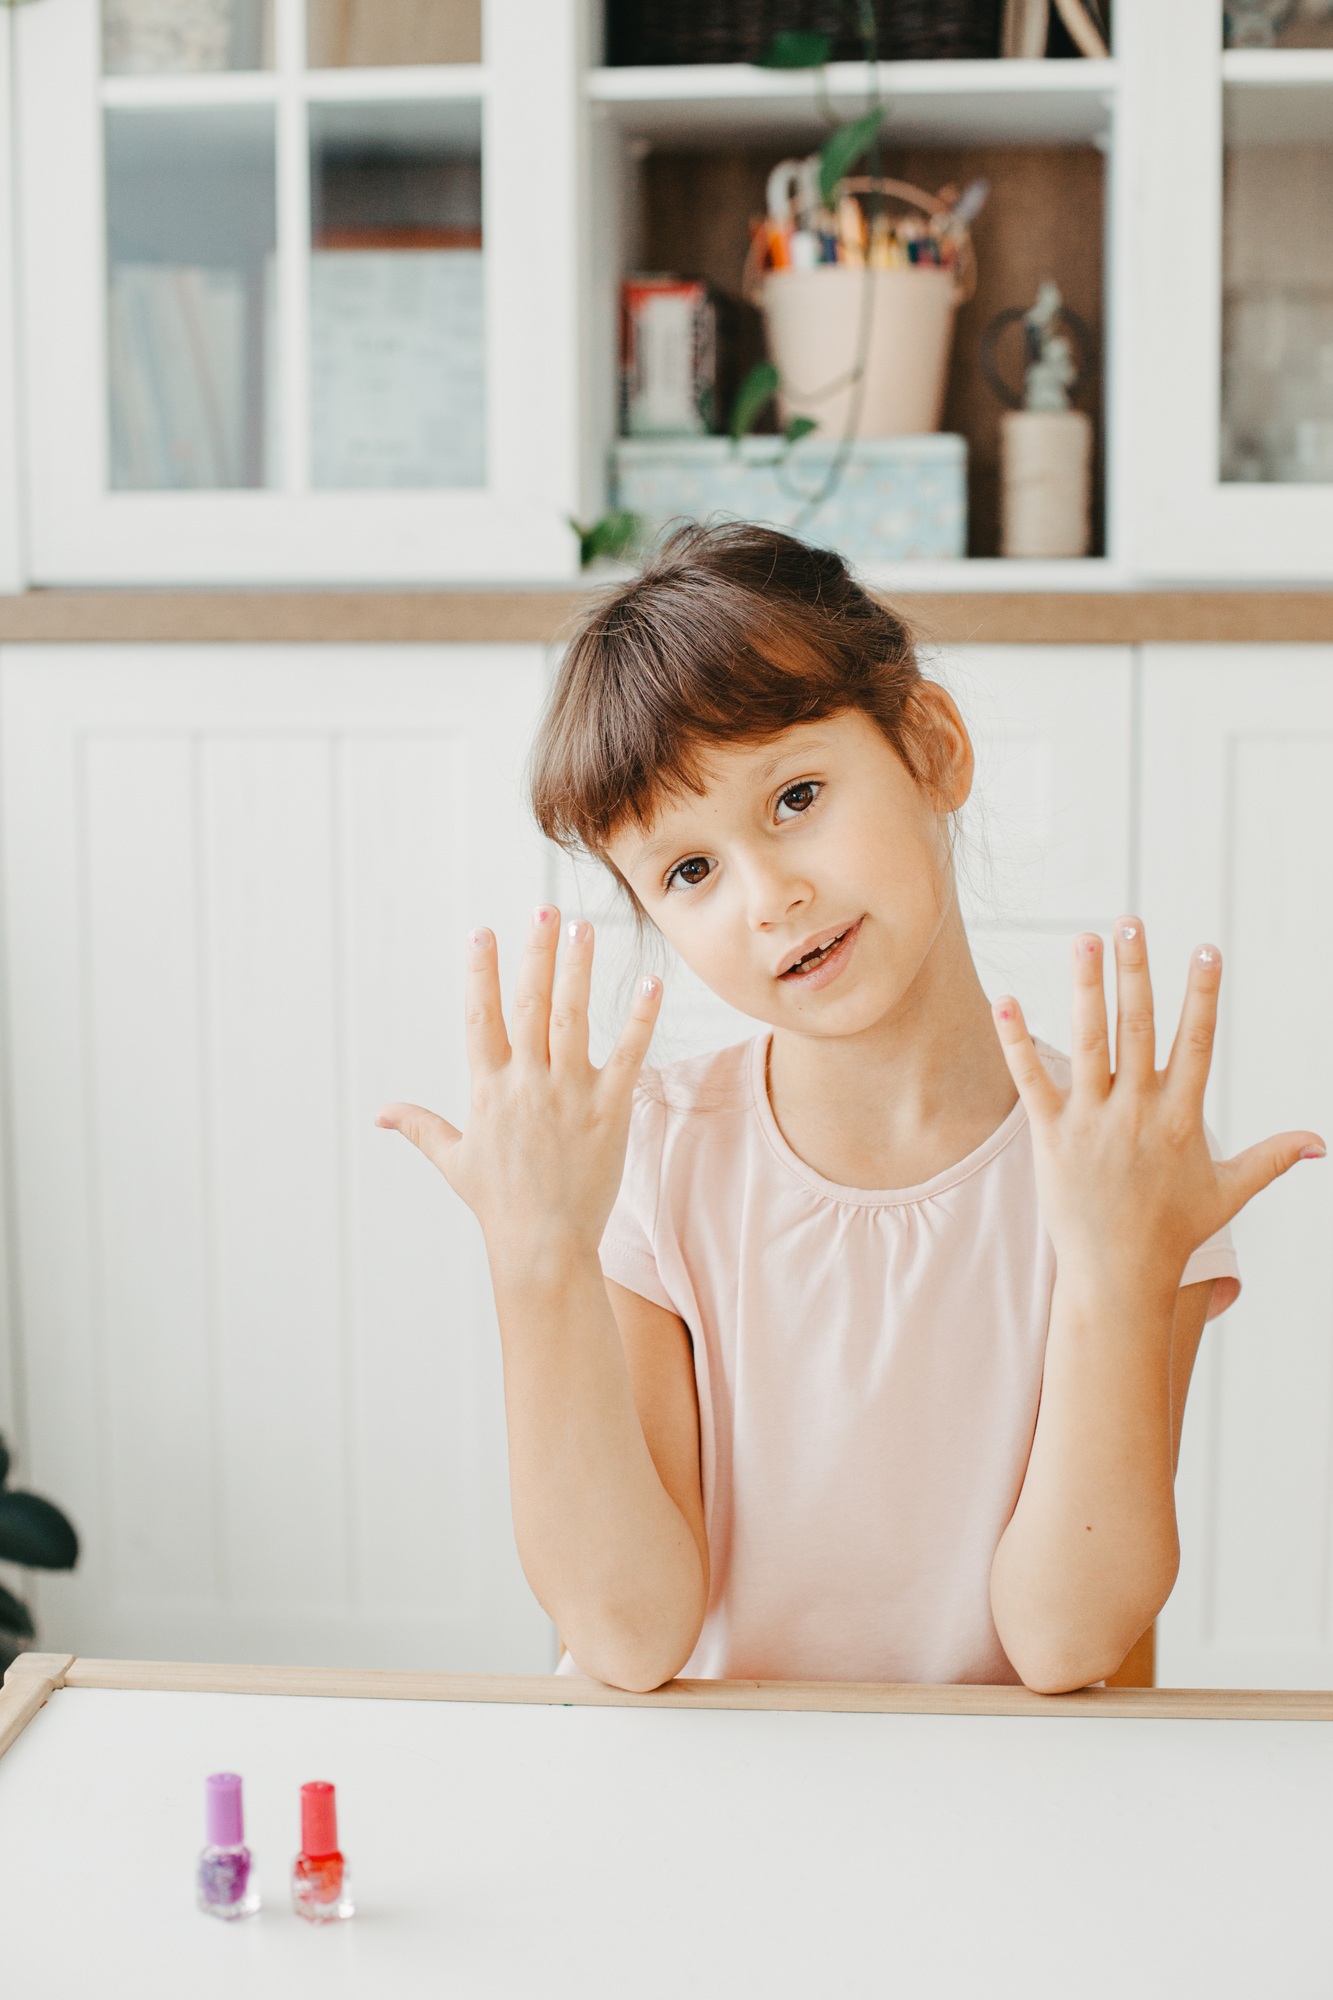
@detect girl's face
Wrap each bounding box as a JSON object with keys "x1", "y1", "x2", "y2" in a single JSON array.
[{"x1": 606, "y1": 704, "x2": 969, "y2": 1041}]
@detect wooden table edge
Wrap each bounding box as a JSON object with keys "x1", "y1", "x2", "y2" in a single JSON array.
[{"x1": 2, "y1": 1657, "x2": 1331, "y2": 1745}]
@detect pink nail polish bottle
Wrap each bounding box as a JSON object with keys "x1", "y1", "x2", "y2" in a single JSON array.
[
  {"x1": 292, "y1": 1781, "x2": 354, "y2": 1922},
  {"x1": 197, "y1": 1772, "x2": 260, "y2": 1919}
]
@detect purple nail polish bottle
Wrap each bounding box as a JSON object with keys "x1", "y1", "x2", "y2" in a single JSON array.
[{"x1": 197, "y1": 1772, "x2": 260, "y2": 1919}]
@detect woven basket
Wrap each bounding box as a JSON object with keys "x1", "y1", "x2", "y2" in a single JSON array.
[{"x1": 605, "y1": 0, "x2": 1002, "y2": 65}]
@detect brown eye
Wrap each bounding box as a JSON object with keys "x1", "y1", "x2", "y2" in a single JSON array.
[
  {"x1": 776, "y1": 780, "x2": 820, "y2": 821},
  {"x1": 666, "y1": 855, "x2": 713, "y2": 892}
]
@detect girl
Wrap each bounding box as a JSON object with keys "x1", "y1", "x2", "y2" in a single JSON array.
[{"x1": 379, "y1": 525, "x2": 1323, "y2": 1695}]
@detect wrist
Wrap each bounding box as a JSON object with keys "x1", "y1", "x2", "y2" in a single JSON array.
[
  {"x1": 1051, "y1": 1260, "x2": 1180, "y2": 1328},
  {"x1": 485, "y1": 1230, "x2": 603, "y2": 1295}
]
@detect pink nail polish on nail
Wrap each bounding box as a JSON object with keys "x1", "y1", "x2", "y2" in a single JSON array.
[
  {"x1": 1301, "y1": 1145, "x2": 1326, "y2": 1161},
  {"x1": 468, "y1": 928, "x2": 490, "y2": 949},
  {"x1": 533, "y1": 906, "x2": 552, "y2": 925},
  {"x1": 1079, "y1": 935, "x2": 1098, "y2": 958},
  {"x1": 640, "y1": 976, "x2": 660, "y2": 998},
  {"x1": 568, "y1": 920, "x2": 587, "y2": 942},
  {"x1": 997, "y1": 1003, "x2": 1014, "y2": 1021}
]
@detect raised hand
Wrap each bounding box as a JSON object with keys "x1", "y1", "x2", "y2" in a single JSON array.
[
  {"x1": 377, "y1": 906, "x2": 662, "y2": 1270},
  {"x1": 992, "y1": 919, "x2": 1324, "y2": 1296}
]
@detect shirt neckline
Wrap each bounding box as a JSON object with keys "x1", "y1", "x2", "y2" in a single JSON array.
[{"x1": 746, "y1": 1031, "x2": 1034, "y2": 1210}]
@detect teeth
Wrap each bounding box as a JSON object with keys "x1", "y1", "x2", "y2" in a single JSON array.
[{"x1": 789, "y1": 929, "x2": 846, "y2": 974}]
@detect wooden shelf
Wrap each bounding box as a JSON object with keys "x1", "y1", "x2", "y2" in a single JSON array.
[
  {"x1": 4, "y1": 588, "x2": 1333, "y2": 646},
  {"x1": 587, "y1": 59, "x2": 1117, "y2": 148}
]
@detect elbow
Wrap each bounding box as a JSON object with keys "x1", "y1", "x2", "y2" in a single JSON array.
[{"x1": 999, "y1": 1559, "x2": 1180, "y2": 1697}]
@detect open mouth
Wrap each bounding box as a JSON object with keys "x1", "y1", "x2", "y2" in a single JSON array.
[{"x1": 778, "y1": 920, "x2": 861, "y2": 982}]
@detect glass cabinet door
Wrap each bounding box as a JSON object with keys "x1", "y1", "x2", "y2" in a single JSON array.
[
  {"x1": 1115, "y1": 0, "x2": 1333, "y2": 577},
  {"x1": 15, "y1": 0, "x2": 578, "y2": 582}
]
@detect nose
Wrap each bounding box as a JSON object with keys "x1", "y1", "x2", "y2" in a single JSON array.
[{"x1": 736, "y1": 846, "x2": 813, "y2": 932}]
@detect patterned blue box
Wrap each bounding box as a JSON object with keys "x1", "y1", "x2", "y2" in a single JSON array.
[{"x1": 611, "y1": 433, "x2": 967, "y2": 565}]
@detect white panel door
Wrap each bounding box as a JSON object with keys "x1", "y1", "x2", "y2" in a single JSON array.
[
  {"x1": 555, "y1": 646, "x2": 1134, "y2": 1071},
  {"x1": 1142, "y1": 647, "x2": 1333, "y2": 1688},
  {"x1": 0, "y1": 643, "x2": 552, "y2": 1670}
]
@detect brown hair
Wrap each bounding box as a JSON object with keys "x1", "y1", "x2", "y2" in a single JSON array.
[{"x1": 530, "y1": 522, "x2": 928, "y2": 879}]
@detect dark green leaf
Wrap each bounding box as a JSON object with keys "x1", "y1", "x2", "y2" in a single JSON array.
[
  {"x1": 784, "y1": 416, "x2": 818, "y2": 445},
  {"x1": 729, "y1": 362, "x2": 779, "y2": 442},
  {"x1": 0, "y1": 1581, "x2": 35, "y2": 1639},
  {"x1": 0, "y1": 1432, "x2": 9, "y2": 1487},
  {"x1": 819, "y1": 109, "x2": 884, "y2": 207},
  {"x1": 755, "y1": 30, "x2": 831, "y2": 68},
  {"x1": 570, "y1": 511, "x2": 640, "y2": 570},
  {"x1": 0, "y1": 1490, "x2": 79, "y2": 1570}
]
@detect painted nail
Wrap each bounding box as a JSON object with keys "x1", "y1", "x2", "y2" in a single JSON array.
[
  {"x1": 567, "y1": 919, "x2": 589, "y2": 943},
  {"x1": 1117, "y1": 922, "x2": 1139, "y2": 943},
  {"x1": 1078, "y1": 934, "x2": 1099, "y2": 959},
  {"x1": 1301, "y1": 1144, "x2": 1327, "y2": 1161},
  {"x1": 996, "y1": 1002, "x2": 1015, "y2": 1021},
  {"x1": 640, "y1": 976, "x2": 661, "y2": 998},
  {"x1": 1195, "y1": 944, "x2": 1220, "y2": 968},
  {"x1": 532, "y1": 905, "x2": 554, "y2": 926},
  {"x1": 468, "y1": 928, "x2": 492, "y2": 949}
]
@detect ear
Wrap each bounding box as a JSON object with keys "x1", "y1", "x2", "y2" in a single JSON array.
[{"x1": 908, "y1": 681, "x2": 974, "y2": 815}]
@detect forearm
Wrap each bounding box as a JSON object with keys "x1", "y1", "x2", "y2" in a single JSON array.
[
  {"x1": 490, "y1": 1246, "x2": 707, "y2": 1692},
  {"x1": 990, "y1": 1273, "x2": 1181, "y2": 1693}
]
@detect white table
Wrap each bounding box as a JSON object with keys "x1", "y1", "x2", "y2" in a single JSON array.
[{"x1": 2, "y1": 1654, "x2": 1330, "y2": 1997}]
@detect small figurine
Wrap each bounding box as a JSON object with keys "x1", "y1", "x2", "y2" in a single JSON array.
[{"x1": 982, "y1": 280, "x2": 1094, "y2": 559}]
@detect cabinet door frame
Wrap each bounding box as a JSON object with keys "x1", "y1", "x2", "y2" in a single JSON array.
[
  {"x1": 13, "y1": 0, "x2": 583, "y2": 584},
  {"x1": 0, "y1": 641, "x2": 554, "y2": 1670},
  {"x1": 1143, "y1": 645, "x2": 1333, "y2": 1687},
  {"x1": 1116, "y1": 0, "x2": 1333, "y2": 578}
]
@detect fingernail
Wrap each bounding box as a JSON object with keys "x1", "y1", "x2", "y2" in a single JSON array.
[
  {"x1": 532, "y1": 905, "x2": 554, "y2": 926},
  {"x1": 567, "y1": 919, "x2": 589, "y2": 943},
  {"x1": 640, "y1": 975, "x2": 661, "y2": 998},
  {"x1": 1078, "y1": 934, "x2": 1099, "y2": 959},
  {"x1": 1117, "y1": 921, "x2": 1139, "y2": 943},
  {"x1": 1195, "y1": 944, "x2": 1220, "y2": 968},
  {"x1": 996, "y1": 1001, "x2": 1014, "y2": 1021},
  {"x1": 1302, "y1": 1144, "x2": 1326, "y2": 1161},
  {"x1": 468, "y1": 927, "x2": 491, "y2": 949}
]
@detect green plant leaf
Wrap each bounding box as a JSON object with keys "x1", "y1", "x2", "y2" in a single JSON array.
[
  {"x1": 755, "y1": 29, "x2": 831, "y2": 68},
  {"x1": 784, "y1": 416, "x2": 818, "y2": 445},
  {"x1": 729, "y1": 362, "x2": 780, "y2": 442},
  {"x1": 0, "y1": 1432, "x2": 9, "y2": 1487},
  {"x1": 819, "y1": 109, "x2": 884, "y2": 207},
  {"x1": 569, "y1": 511, "x2": 640, "y2": 570},
  {"x1": 0, "y1": 1490, "x2": 79, "y2": 1570},
  {"x1": 0, "y1": 1581, "x2": 35, "y2": 1640}
]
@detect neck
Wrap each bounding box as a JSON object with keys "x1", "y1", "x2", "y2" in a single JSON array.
[{"x1": 765, "y1": 905, "x2": 1017, "y2": 1190}]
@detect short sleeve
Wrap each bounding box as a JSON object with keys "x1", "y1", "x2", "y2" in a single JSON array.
[
  {"x1": 599, "y1": 1080, "x2": 676, "y2": 1313},
  {"x1": 1182, "y1": 1121, "x2": 1241, "y2": 1320}
]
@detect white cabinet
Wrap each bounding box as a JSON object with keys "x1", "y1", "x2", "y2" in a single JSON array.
[
  {"x1": 11, "y1": 0, "x2": 582, "y2": 583},
  {"x1": 0, "y1": 642, "x2": 553, "y2": 1669},
  {"x1": 1118, "y1": 1, "x2": 1333, "y2": 576},
  {"x1": 1143, "y1": 647, "x2": 1333, "y2": 1688}
]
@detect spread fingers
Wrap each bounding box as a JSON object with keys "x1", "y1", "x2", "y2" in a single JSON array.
[
  {"x1": 549, "y1": 918, "x2": 594, "y2": 1073},
  {"x1": 1069, "y1": 932, "x2": 1111, "y2": 1101},
  {"x1": 1112, "y1": 917, "x2": 1156, "y2": 1087},
  {"x1": 510, "y1": 904, "x2": 560, "y2": 1066},
  {"x1": 993, "y1": 994, "x2": 1062, "y2": 1125},
  {"x1": 1164, "y1": 943, "x2": 1222, "y2": 1110},
  {"x1": 464, "y1": 927, "x2": 510, "y2": 1074}
]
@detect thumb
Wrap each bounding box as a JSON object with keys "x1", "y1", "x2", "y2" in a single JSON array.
[
  {"x1": 1216, "y1": 1129, "x2": 1326, "y2": 1217},
  {"x1": 375, "y1": 1101, "x2": 462, "y2": 1178}
]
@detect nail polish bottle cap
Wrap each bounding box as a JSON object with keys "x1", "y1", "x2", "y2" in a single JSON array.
[
  {"x1": 301, "y1": 1780, "x2": 339, "y2": 1857},
  {"x1": 204, "y1": 1772, "x2": 244, "y2": 1848}
]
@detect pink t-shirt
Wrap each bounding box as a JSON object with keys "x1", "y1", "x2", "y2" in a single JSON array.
[{"x1": 591, "y1": 1035, "x2": 1239, "y2": 1686}]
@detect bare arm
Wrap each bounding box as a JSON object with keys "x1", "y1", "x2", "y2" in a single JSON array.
[
  {"x1": 378, "y1": 910, "x2": 706, "y2": 1692},
  {"x1": 989, "y1": 921, "x2": 1321, "y2": 1695}
]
